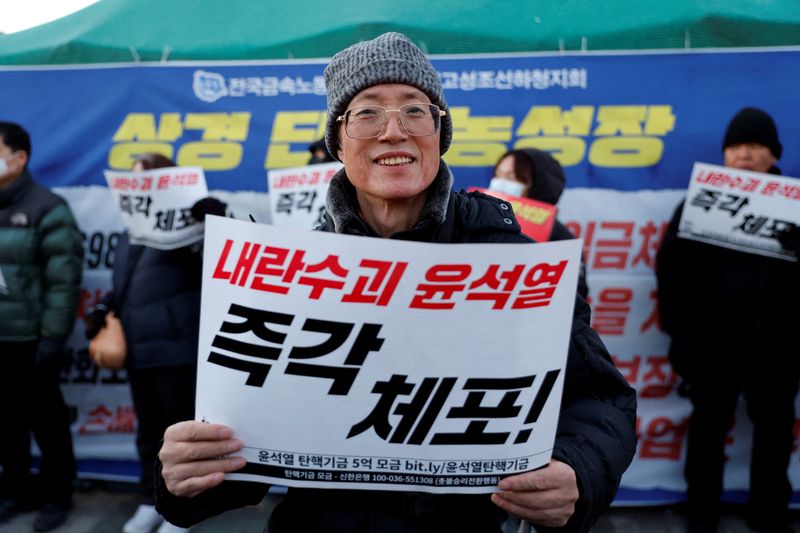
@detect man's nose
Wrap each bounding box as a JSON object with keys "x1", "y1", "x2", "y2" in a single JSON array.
[
  {"x1": 378, "y1": 111, "x2": 408, "y2": 140},
  {"x1": 732, "y1": 145, "x2": 752, "y2": 157}
]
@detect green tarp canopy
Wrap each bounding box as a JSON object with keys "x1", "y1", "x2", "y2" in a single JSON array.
[{"x1": 1, "y1": 0, "x2": 799, "y2": 65}]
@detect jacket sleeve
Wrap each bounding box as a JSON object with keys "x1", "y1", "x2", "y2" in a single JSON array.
[
  {"x1": 39, "y1": 202, "x2": 84, "y2": 341},
  {"x1": 654, "y1": 202, "x2": 689, "y2": 338},
  {"x1": 154, "y1": 457, "x2": 269, "y2": 527},
  {"x1": 549, "y1": 220, "x2": 589, "y2": 301},
  {"x1": 547, "y1": 295, "x2": 638, "y2": 533}
]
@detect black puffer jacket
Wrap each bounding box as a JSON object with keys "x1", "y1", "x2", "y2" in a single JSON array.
[
  {"x1": 110, "y1": 232, "x2": 202, "y2": 370},
  {"x1": 655, "y1": 179, "x2": 800, "y2": 377},
  {"x1": 156, "y1": 161, "x2": 637, "y2": 533}
]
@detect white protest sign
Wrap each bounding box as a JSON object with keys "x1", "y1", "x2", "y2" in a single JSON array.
[
  {"x1": 196, "y1": 216, "x2": 581, "y2": 493},
  {"x1": 679, "y1": 162, "x2": 800, "y2": 261},
  {"x1": 104, "y1": 167, "x2": 209, "y2": 250},
  {"x1": 267, "y1": 162, "x2": 342, "y2": 229}
]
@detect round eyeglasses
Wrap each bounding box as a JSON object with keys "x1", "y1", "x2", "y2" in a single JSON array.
[{"x1": 337, "y1": 103, "x2": 446, "y2": 139}]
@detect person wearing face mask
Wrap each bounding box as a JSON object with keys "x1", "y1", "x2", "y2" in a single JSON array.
[
  {"x1": 490, "y1": 149, "x2": 588, "y2": 300},
  {"x1": 0, "y1": 122, "x2": 83, "y2": 532},
  {"x1": 656, "y1": 108, "x2": 800, "y2": 533}
]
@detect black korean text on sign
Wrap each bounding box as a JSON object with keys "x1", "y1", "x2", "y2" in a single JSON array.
[
  {"x1": 287, "y1": 319, "x2": 384, "y2": 395},
  {"x1": 208, "y1": 303, "x2": 293, "y2": 386},
  {"x1": 119, "y1": 194, "x2": 153, "y2": 217},
  {"x1": 207, "y1": 303, "x2": 384, "y2": 392},
  {"x1": 735, "y1": 215, "x2": 795, "y2": 241},
  {"x1": 153, "y1": 209, "x2": 175, "y2": 231},
  {"x1": 347, "y1": 375, "x2": 456, "y2": 443},
  {"x1": 348, "y1": 369, "x2": 561, "y2": 446},
  {"x1": 689, "y1": 188, "x2": 722, "y2": 212},
  {"x1": 432, "y1": 371, "x2": 561, "y2": 445},
  {"x1": 717, "y1": 194, "x2": 749, "y2": 217},
  {"x1": 690, "y1": 188, "x2": 750, "y2": 217},
  {"x1": 153, "y1": 207, "x2": 194, "y2": 231},
  {"x1": 276, "y1": 191, "x2": 318, "y2": 215}
]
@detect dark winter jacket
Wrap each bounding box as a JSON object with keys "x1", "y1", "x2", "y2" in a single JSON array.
[
  {"x1": 109, "y1": 232, "x2": 202, "y2": 370},
  {"x1": 655, "y1": 184, "x2": 800, "y2": 377},
  {"x1": 0, "y1": 171, "x2": 83, "y2": 342},
  {"x1": 156, "y1": 161, "x2": 637, "y2": 533},
  {"x1": 519, "y1": 148, "x2": 588, "y2": 299}
]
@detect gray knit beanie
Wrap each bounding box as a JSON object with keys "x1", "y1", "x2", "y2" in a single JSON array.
[{"x1": 324, "y1": 32, "x2": 452, "y2": 161}]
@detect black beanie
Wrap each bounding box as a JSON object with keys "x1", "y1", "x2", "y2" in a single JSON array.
[{"x1": 722, "y1": 107, "x2": 782, "y2": 159}]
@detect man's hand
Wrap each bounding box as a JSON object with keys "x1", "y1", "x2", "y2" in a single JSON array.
[
  {"x1": 491, "y1": 459, "x2": 579, "y2": 528},
  {"x1": 84, "y1": 304, "x2": 109, "y2": 340},
  {"x1": 190, "y1": 197, "x2": 227, "y2": 223},
  {"x1": 159, "y1": 421, "x2": 247, "y2": 498},
  {"x1": 777, "y1": 223, "x2": 800, "y2": 256}
]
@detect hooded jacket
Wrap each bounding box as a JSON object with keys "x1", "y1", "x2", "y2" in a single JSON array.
[
  {"x1": 109, "y1": 232, "x2": 202, "y2": 370},
  {"x1": 516, "y1": 149, "x2": 587, "y2": 298},
  {"x1": 156, "y1": 161, "x2": 637, "y2": 533},
  {"x1": 0, "y1": 171, "x2": 83, "y2": 342}
]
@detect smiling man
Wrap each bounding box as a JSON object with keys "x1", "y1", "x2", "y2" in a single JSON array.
[{"x1": 155, "y1": 32, "x2": 636, "y2": 533}]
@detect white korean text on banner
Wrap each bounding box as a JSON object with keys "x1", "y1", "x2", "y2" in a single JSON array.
[
  {"x1": 679, "y1": 162, "x2": 799, "y2": 261},
  {"x1": 267, "y1": 162, "x2": 342, "y2": 228},
  {"x1": 103, "y1": 166, "x2": 209, "y2": 250},
  {"x1": 197, "y1": 216, "x2": 581, "y2": 493}
]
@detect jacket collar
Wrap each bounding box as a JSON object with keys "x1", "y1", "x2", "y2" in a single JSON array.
[
  {"x1": 0, "y1": 170, "x2": 32, "y2": 208},
  {"x1": 324, "y1": 159, "x2": 453, "y2": 236}
]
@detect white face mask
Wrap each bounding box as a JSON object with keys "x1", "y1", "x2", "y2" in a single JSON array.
[
  {"x1": 488, "y1": 177, "x2": 526, "y2": 198},
  {"x1": 0, "y1": 152, "x2": 19, "y2": 175}
]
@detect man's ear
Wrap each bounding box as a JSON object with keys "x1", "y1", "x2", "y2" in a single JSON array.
[{"x1": 15, "y1": 150, "x2": 29, "y2": 170}]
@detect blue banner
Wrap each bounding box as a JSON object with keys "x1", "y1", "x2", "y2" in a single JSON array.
[
  {"x1": 2, "y1": 48, "x2": 798, "y2": 192},
  {"x1": 3, "y1": 49, "x2": 800, "y2": 502}
]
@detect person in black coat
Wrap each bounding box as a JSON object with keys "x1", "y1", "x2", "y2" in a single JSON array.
[
  {"x1": 85, "y1": 153, "x2": 225, "y2": 533},
  {"x1": 490, "y1": 148, "x2": 588, "y2": 300},
  {"x1": 656, "y1": 108, "x2": 800, "y2": 533},
  {"x1": 155, "y1": 32, "x2": 636, "y2": 533}
]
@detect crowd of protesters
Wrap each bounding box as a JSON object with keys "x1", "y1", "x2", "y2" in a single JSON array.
[{"x1": 1, "y1": 30, "x2": 798, "y2": 533}]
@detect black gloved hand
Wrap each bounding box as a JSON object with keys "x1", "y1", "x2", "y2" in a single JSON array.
[
  {"x1": 191, "y1": 197, "x2": 227, "y2": 223},
  {"x1": 84, "y1": 303, "x2": 110, "y2": 340},
  {"x1": 777, "y1": 223, "x2": 800, "y2": 256},
  {"x1": 35, "y1": 338, "x2": 65, "y2": 370}
]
